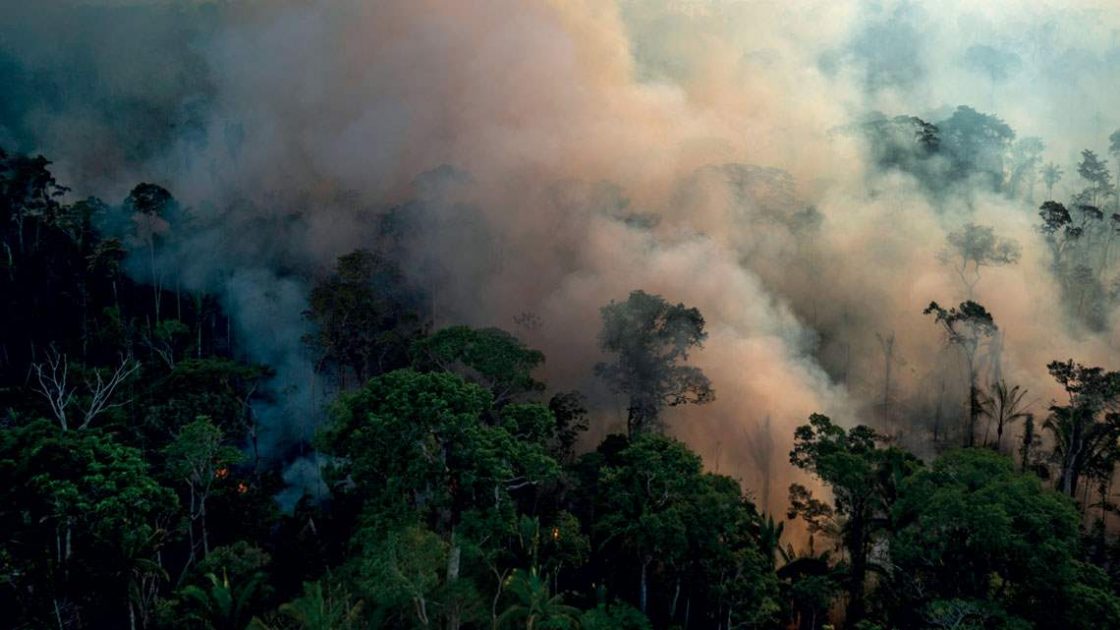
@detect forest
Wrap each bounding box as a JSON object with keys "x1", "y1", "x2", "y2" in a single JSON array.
[{"x1": 4, "y1": 1, "x2": 1120, "y2": 629}]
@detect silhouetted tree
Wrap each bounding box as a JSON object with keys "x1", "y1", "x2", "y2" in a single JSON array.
[
  {"x1": 924, "y1": 301, "x2": 998, "y2": 447},
  {"x1": 594, "y1": 290, "x2": 714, "y2": 437}
]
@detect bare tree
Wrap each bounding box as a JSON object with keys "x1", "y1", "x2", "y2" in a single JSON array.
[{"x1": 31, "y1": 348, "x2": 139, "y2": 431}]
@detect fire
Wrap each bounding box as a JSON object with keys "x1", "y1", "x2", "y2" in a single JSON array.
[
  {"x1": 215, "y1": 467, "x2": 229, "y2": 480},
  {"x1": 237, "y1": 482, "x2": 249, "y2": 494}
]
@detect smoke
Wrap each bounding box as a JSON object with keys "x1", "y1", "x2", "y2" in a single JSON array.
[{"x1": 3, "y1": 0, "x2": 1120, "y2": 514}]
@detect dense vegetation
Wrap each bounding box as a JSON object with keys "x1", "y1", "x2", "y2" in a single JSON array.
[{"x1": 2, "y1": 109, "x2": 1120, "y2": 630}]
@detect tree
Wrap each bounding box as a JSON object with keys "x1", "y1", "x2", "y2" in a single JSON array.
[
  {"x1": 304, "y1": 249, "x2": 428, "y2": 388},
  {"x1": 1038, "y1": 200, "x2": 1084, "y2": 271},
  {"x1": 1042, "y1": 162, "x2": 1064, "y2": 200},
  {"x1": 941, "y1": 223, "x2": 1020, "y2": 297},
  {"x1": 977, "y1": 380, "x2": 1031, "y2": 451},
  {"x1": 937, "y1": 106, "x2": 1015, "y2": 191},
  {"x1": 323, "y1": 369, "x2": 559, "y2": 529},
  {"x1": 176, "y1": 571, "x2": 267, "y2": 630},
  {"x1": 0, "y1": 148, "x2": 69, "y2": 254},
  {"x1": 1110, "y1": 130, "x2": 1120, "y2": 207},
  {"x1": 888, "y1": 449, "x2": 1120, "y2": 629},
  {"x1": 924, "y1": 301, "x2": 998, "y2": 447},
  {"x1": 0, "y1": 420, "x2": 176, "y2": 627},
  {"x1": 173, "y1": 542, "x2": 274, "y2": 630},
  {"x1": 323, "y1": 369, "x2": 561, "y2": 628},
  {"x1": 411, "y1": 325, "x2": 545, "y2": 406},
  {"x1": 1042, "y1": 360, "x2": 1120, "y2": 498},
  {"x1": 1077, "y1": 149, "x2": 1114, "y2": 208},
  {"x1": 123, "y1": 183, "x2": 177, "y2": 322},
  {"x1": 252, "y1": 579, "x2": 363, "y2": 630},
  {"x1": 1008, "y1": 137, "x2": 1044, "y2": 202},
  {"x1": 496, "y1": 568, "x2": 580, "y2": 629},
  {"x1": 163, "y1": 417, "x2": 243, "y2": 563},
  {"x1": 547, "y1": 390, "x2": 590, "y2": 463},
  {"x1": 590, "y1": 434, "x2": 778, "y2": 624},
  {"x1": 30, "y1": 348, "x2": 139, "y2": 431},
  {"x1": 594, "y1": 290, "x2": 714, "y2": 436},
  {"x1": 788, "y1": 413, "x2": 918, "y2": 624}
]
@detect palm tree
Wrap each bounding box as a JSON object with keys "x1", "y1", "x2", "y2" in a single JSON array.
[
  {"x1": 180, "y1": 571, "x2": 265, "y2": 630},
  {"x1": 253, "y1": 580, "x2": 364, "y2": 630},
  {"x1": 497, "y1": 569, "x2": 580, "y2": 629},
  {"x1": 978, "y1": 381, "x2": 1031, "y2": 451}
]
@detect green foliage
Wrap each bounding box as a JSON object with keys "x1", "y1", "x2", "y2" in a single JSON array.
[
  {"x1": 251, "y1": 579, "x2": 364, "y2": 630},
  {"x1": 0, "y1": 419, "x2": 176, "y2": 625},
  {"x1": 10, "y1": 132, "x2": 1120, "y2": 630},
  {"x1": 788, "y1": 413, "x2": 918, "y2": 623},
  {"x1": 412, "y1": 325, "x2": 545, "y2": 405},
  {"x1": 323, "y1": 369, "x2": 560, "y2": 530},
  {"x1": 1043, "y1": 360, "x2": 1120, "y2": 497},
  {"x1": 889, "y1": 449, "x2": 1120, "y2": 629},
  {"x1": 594, "y1": 290, "x2": 714, "y2": 436},
  {"x1": 578, "y1": 600, "x2": 652, "y2": 629},
  {"x1": 496, "y1": 568, "x2": 580, "y2": 629},
  {"x1": 589, "y1": 433, "x2": 779, "y2": 625},
  {"x1": 304, "y1": 249, "x2": 428, "y2": 385}
]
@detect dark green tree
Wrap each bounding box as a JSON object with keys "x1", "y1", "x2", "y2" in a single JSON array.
[
  {"x1": 787, "y1": 413, "x2": 918, "y2": 624},
  {"x1": 1042, "y1": 360, "x2": 1120, "y2": 498},
  {"x1": 304, "y1": 249, "x2": 428, "y2": 388},
  {"x1": 411, "y1": 325, "x2": 545, "y2": 406},
  {"x1": 594, "y1": 290, "x2": 714, "y2": 436},
  {"x1": 888, "y1": 449, "x2": 1120, "y2": 628}
]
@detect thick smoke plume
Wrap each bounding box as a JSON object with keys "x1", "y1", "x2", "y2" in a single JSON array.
[{"x1": 3, "y1": 0, "x2": 1120, "y2": 514}]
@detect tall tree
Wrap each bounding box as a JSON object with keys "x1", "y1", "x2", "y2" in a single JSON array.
[
  {"x1": 1008, "y1": 137, "x2": 1044, "y2": 202},
  {"x1": 937, "y1": 106, "x2": 1015, "y2": 191},
  {"x1": 1042, "y1": 162, "x2": 1064, "y2": 200},
  {"x1": 787, "y1": 414, "x2": 918, "y2": 624},
  {"x1": 304, "y1": 249, "x2": 428, "y2": 388},
  {"x1": 1038, "y1": 200, "x2": 1084, "y2": 271},
  {"x1": 594, "y1": 290, "x2": 714, "y2": 436},
  {"x1": 924, "y1": 301, "x2": 998, "y2": 447},
  {"x1": 163, "y1": 417, "x2": 243, "y2": 564},
  {"x1": 1110, "y1": 130, "x2": 1120, "y2": 208},
  {"x1": 1077, "y1": 149, "x2": 1114, "y2": 208},
  {"x1": 1042, "y1": 360, "x2": 1120, "y2": 498},
  {"x1": 122, "y1": 183, "x2": 177, "y2": 322}
]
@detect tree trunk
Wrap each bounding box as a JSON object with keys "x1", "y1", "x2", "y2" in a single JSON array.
[
  {"x1": 639, "y1": 557, "x2": 650, "y2": 615},
  {"x1": 966, "y1": 364, "x2": 980, "y2": 448},
  {"x1": 200, "y1": 491, "x2": 210, "y2": 557},
  {"x1": 446, "y1": 532, "x2": 461, "y2": 630},
  {"x1": 846, "y1": 518, "x2": 867, "y2": 624},
  {"x1": 670, "y1": 575, "x2": 681, "y2": 620}
]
